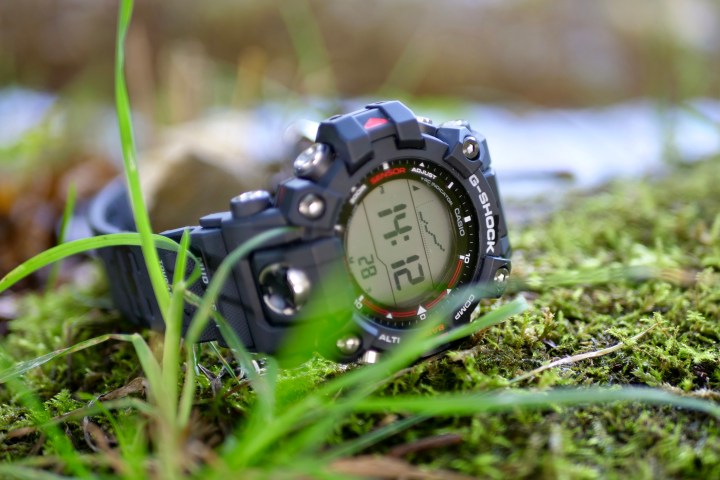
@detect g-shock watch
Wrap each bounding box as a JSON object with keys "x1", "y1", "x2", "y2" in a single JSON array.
[{"x1": 89, "y1": 101, "x2": 511, "y2": 363}]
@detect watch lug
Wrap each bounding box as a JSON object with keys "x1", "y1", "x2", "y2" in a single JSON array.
[{"x1": 359, "y1": 349, "x2": 380, "y2": 364}]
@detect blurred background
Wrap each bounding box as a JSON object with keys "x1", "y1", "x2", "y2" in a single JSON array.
[{"x1": 1, "y1": 0, "x2": 719, "y2": 288}]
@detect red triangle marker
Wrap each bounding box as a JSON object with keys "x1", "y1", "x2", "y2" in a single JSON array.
[{"x1": 363, "y1": 117, "x2": 388, "y2": 129}]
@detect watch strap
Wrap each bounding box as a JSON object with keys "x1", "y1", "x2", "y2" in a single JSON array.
[{"x1": 88, "y1": 179, "x2": 222, "y2": 342}]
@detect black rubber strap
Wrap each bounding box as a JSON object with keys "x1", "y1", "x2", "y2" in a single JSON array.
[{"x1": 88, "y1": 179, "x2": 220, "y2": 342}]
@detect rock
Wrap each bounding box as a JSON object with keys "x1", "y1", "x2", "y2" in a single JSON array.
[{"x1": 138, "y1": 111, "x2": 281, "y2": 231}]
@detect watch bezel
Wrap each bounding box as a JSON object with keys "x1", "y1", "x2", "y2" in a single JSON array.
[{"x1": 319, "y1": 134, "x2": 503, "y2": 356}]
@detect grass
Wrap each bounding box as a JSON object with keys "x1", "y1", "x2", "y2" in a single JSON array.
[
  {"x1": 45, "y1": 183, "x2": 76, "y2": 292},
  {"x1": 0, "y1": 0, "x2": 719, "y2": 478}
]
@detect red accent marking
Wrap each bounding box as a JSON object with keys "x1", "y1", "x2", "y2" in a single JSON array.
[
  {"x1": 392, "y1": 310, "x2": 417, "y2": 318},
  {"x1": 370, "y1": 167, "x2": 406, "y2": 185},
  {"x1": 362, "y1": 299, "x2": 388, "y2": 315},
  {"x1": 364, "y1": 117, "x2": 388, "y2": 129},
  {"x1": 426, "y1": 290, "x2": 448, "y2": 308},
  {"x1": 276, "y1": 186, "x2": 285, "y2": 204},
  {"x1": 448, "y1": 260, "x2": 463, "y2": 288}
]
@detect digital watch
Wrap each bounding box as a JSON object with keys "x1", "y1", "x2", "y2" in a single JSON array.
[{"x1": 89, "y1": 101, "x2": 511, "y2": 363}]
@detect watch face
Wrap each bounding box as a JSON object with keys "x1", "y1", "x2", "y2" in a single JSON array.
[{"x1": 340, "y1": 158, "x2": 479, "y2": 327}]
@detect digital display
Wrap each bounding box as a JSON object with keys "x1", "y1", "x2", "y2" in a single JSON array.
[
  {"x1": 345, "y1": 175, "x2": 454, "y2": 309},
  {"x1": 341, "y1": 158, "x2": 480, "y2": 327}
]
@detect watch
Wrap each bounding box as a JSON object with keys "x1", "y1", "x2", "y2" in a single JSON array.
[{"x1": 89, "y1": 100, "x2": 511, "y2": 363}]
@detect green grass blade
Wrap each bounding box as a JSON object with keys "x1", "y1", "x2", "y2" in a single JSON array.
[
  {"x1": 115, "y1": 0, "x2": 170, "y2": 318},
  {"x1": 266, "y1": 296, "x2": 522, "y2": 460},
  {"x1": 46, "y1": 182, "x2": 77, "y2": 291},
  {"x1": 0, "y1": 233, "x2": 195, "y2": 294},
  {"x1": 316, "y1": 295, "x2": 528, "y2": 399},
  {"x1": 208, "y1": 342, "x2": 239, "y2": 381},
  {"x1": 516, "y1": 265, "x2": 658, "y2": 291},
  {"x1": 161, "y1": 228, "x2": 191, "y2": 423},
  {"x1": 0, "y1": 465, "x2": 74, "y2": 480},
  {"x1": 352, "y1": 387, "x2": 720, "y2": 418},
  {"x1": 127, "y1": 334, "x2": 165, "y2": 408},
  {"x1": 323, "y1": 415, "x2": 429, "y2": 460},
  {"x1": 0, "y1": 333, "x2": 137, "y2": 384},
  {"x1": 227, "y1": 295, "x2": 528, "y2": 467},
  {"x1": 178, "y1": 226, "x2": 297, "y2": 427},
  {"x1": 182, "y1": 226, "x2": 298, "y2": 348},
  {"x1": 177, "y1": 327, "x2": 199, "y2": 429},
  {"x1": 215, "y1": 315, "x2": 280, "y2": 425},
  {"x1": 127, "y1": 331, "x2": 179, "y2": 479}
]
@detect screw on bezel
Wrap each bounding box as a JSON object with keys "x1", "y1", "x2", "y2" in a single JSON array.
[
  {"x1": 462, "y1": 136, "x2": 480, "y2": 160},
  {"x1": 493, "y1": 267, "x2": 510, "y2": 294},
  {"x1": 298, "y1": 193, "x2": 325, "y2": 219},
  {"x1": 294, "y1": 143, "x2": 332, "y2": 180},
  {"x1": 336, "y1": 334, "x2": 362, "y2": 355}
]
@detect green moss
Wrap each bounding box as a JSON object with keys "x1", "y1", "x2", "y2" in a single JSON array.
[
  {"x1": 1, "y1": 158, "x2": 720, "y2": 477},
  {"x1": 1, "y1": 277, "x2": 138, "y2": 398}
]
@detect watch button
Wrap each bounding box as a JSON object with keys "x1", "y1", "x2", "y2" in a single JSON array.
[
  {"x1": 336, "y1": 334, "x2": 362, "y2": 355},
  {"x1": 293, "y1": 143, "x2": 332, "y2": 180},
  {"x1": 416, "y1": 116, "x2": 437, "y2": 135},
  {"x1": 199, "y1": 212, "x2": 227, "y2": 228},
  {"x1": 230, "y1": 190, "x2": 272, "y2": 218},
  {"x1": 440, "y1": 119, "x2": 471, "y2": 129}
]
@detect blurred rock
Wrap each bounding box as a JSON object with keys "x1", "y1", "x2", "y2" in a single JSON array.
[
  {"x1": 58, "y1": 156, "x2": 118, "y2": 201},
  {"x1": 138, "y1": 111, "x2": 282, "y2": 231},
  {"x1": 0, "y1": 294, "x2": 18, "y2": 320}
]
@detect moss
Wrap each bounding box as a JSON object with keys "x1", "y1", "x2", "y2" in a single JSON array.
[
  {"x1": 1, "y1": 277, "x2": 138, "y2": 398},
  {"x1": 1, "y1": 158, "x2": 720, "y2": 476}
]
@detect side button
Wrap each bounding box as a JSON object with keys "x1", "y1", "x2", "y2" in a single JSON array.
[
  {"x1": 199, "y1": 212, "x2": 230, "y2": 228},
  {"x1": 230, "y1": 190, "x2": 272, "y2": 218}
]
